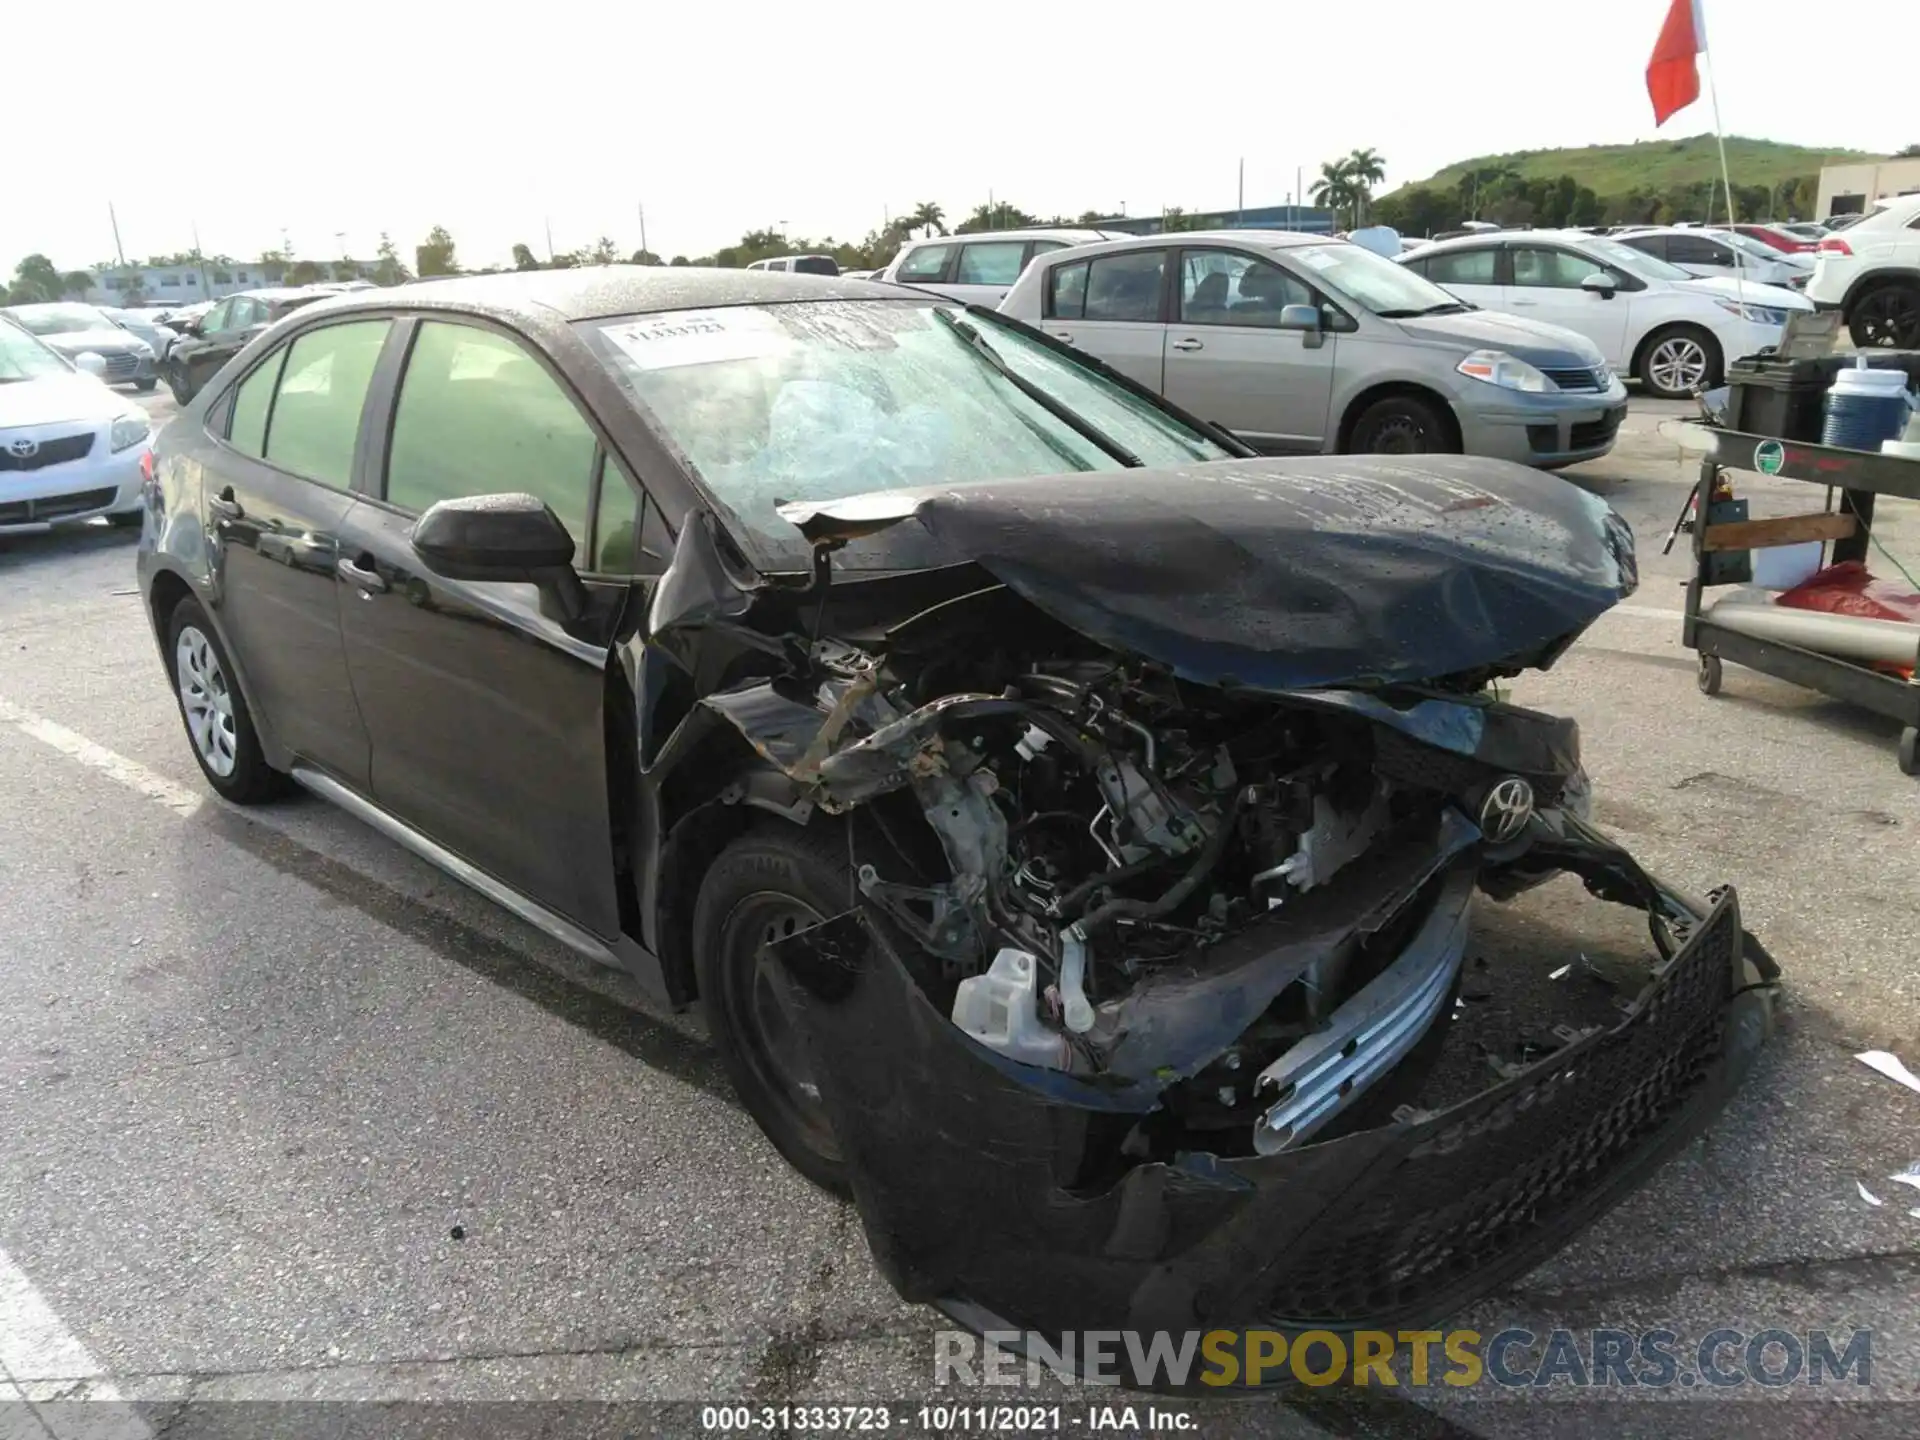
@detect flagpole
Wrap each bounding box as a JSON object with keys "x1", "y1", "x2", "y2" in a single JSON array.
[{"x1": 1699, "y1": 42, "x2": 1744, "y2": 308}]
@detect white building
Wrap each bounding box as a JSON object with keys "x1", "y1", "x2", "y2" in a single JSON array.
[
  {"x1": 84, "y1": 259, "x2": 377, "y2": 307},
  {"x1": 1816, "y1": 158, "x2": 1920, "y2": 220}
]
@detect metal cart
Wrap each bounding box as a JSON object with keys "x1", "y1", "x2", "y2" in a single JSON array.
[{"x1": 1682, "y1": 428, "x2": 1920, "y2": 777}]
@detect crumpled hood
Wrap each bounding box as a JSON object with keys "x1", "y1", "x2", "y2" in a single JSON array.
[
  {"x1": 783, "y1": 455, "x2": 1637, "y2": 690},
  {"x1": 1396, "y1": 309, "x2": 1604, "y2": 368}
]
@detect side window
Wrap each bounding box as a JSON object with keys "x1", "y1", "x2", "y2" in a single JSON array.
[
  {"x1": 1083, "y1": 250, "x2": 1166, "y2": 323},
  {"x1": 261, "y1": 320, "x2": 390, "y2": 486},
  {"x1": 226, "y1": 348, "x2": 287, "y2": 457},
  {"x1": 956, "y1": 241, "x2": 1028, "y2": 287},
  {"x1": 1668, "y1": 235, "x2": 1730, "y2": 266},
  {"x1": 200, "y1": 299, "x2": 233, "y2": 334},
  {"x1": 385, "y1": 322, "x2": 597, "y2": 562},
  {"x1": 1422, "y1": 248, "x2": 1500, "y2": 286},
  {"x1": 1179, "y1": 252, "x2": 1310, "y2": 326},
  {"x1": 591, "y1": 456, "x2": 641, "y2": 573},
  {"x1": 1028, "y1": 240, "x2": 1069, "y2": 258},
  {"x1": 896, "y1": 244, "x2": 955, "y2": 282},
  {"x1": 1048, "y1": 261, "x2": 1089, "y2": 318},
  {"x1": 1511, "y1": 247, "x2": 1604, "y2": 288}
]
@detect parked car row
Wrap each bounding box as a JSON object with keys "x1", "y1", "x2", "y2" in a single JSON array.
[
  {"x1": 0, "y1": 302, "x2": 160, "y2": 391},
  {"x1": 0, "y1": 317, "x2": 154, "y2": 534}
]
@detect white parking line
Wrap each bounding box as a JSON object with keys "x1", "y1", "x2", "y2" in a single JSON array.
[
  {"x1": 0, "y1": 699, "x2": 201, "y2": 818},
  {"x1": 0, "y1": 1250, "x2": 150, "y2": 1435}
]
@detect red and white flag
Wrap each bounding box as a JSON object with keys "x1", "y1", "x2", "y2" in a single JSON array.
[{"x1": 1646, "y1": 0, "x2": 1707, "y2": 127}]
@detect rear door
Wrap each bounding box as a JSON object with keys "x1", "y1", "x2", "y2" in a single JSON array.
[
  {"x1": 202, "y1": 317, "x2": 392, "y2": 788},
  {"x1": 1407, "y1": 243, "x2": 1505, "y2": 311},
  {"x1": 1506, "y1": 244, "x2": 1633, "y2": 365},
  {"x1": 333, "y1": 316, "x2": 644, "y2": 935},
  {"x1": 1042, "y1": 248, "x2": 1169, "y2": 392},
  {"x1": 1664, "y1": 232, "x2": 1737, "y2": 281},
  {"x1": 1162, "y1": 247, "x2": 1335, "y2": 451}
]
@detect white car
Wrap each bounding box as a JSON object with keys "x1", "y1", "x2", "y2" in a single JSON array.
[
  {"x1": 0, "y1": 319, "x2": 153, "y2": 533},
  {"x1": 1807, "y1": 193, "x2": 1920, "y2": 349},
  {"x1": 879, "y1": 228, "x2": 1120, "y2": 305},
  {"x1": 1397, "y1": 230, "x2": 1811, "y2": 399},
  {"x1": 1611, "y1": 227, "x2": 1812, "y2": 291}
]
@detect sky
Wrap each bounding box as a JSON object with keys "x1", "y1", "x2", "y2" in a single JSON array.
[{"x1": 7, "y1": 0, "x2": 1916, "y2": 279}]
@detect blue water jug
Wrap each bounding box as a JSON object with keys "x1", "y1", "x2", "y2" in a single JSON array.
[{"x1": 1822, "y1": 358, "x2": 1914, "y2": 450}]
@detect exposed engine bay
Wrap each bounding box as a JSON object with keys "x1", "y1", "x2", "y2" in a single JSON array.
[{"x1": 699, "y1": 576, "x2": 1589, "y2": 1160}]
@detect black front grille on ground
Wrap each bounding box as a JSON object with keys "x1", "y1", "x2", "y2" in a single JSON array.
[
  {"x1": 1545, "y1": 366, "x2": 1605, "y2": 391},
  {"x1": 0, "y1": 486, "x2": 118, "y2": 525},
  {"x1": 0, "y1": 432, "x2": 95, "y2": 471},
  {"x1": 1256, "y1": 894, "x2": 1736, "y2": 1324}
]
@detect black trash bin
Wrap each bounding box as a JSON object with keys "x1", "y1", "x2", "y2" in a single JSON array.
[{"x1": 1727, "y1": 351, "x2": 1920, "y2": 441}]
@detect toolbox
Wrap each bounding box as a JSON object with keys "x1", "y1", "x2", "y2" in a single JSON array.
[{"x1": 1725, "y1": 351, "x2": 1920, "y2": 443}]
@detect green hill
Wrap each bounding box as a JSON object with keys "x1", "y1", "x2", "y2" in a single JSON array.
[{"x1": 1414, "y1": 135, "x2": 1880, "y2": 196}]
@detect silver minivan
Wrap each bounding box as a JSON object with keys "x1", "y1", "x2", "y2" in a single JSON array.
[
  {"x1": 998, "y1": 231, "x2": 1630, "y2": 467},
  {"x1": 880, "y1": 228, "x2": 1120, "y2": 306}
]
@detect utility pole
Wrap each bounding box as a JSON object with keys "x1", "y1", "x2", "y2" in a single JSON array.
[
  {"x1": 545, "y1": 218, "x2": 555, "y2": 263},
  {"x1": 638, "y1": 202, "x2": 648, "y2": 256},
  {"x1": 192, "y1": 220, "x2": 210, "y2": 297},
  {"x1": 109, "y1": 202, "x2": 126, "y2": 266},
  {"x1": 1237, "y1": 158, "x2": 1244, "y2": 226},
  {"x1": 335, "y1": 231, "x2": 347, "y2": 259}
]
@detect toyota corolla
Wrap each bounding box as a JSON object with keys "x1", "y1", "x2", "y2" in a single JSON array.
[{"x1": 137, "y1": 269, "x2": 1777, "y2": 1380}]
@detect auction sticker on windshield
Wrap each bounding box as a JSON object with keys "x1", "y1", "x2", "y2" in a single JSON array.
[{"x1": 602, "y1": 309, "x2": 787, "y2": 370}]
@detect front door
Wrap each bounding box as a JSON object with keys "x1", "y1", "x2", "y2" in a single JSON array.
[
  {"x1": 1505, "y1": 245, "x2": 1634, "y2": 366},
  {"x1": 205, "y1": 318, "x2": 393, "y2": 788},
  {"x1": 1041, "y1": 247, "x2": 1169, "y2": 392},
  {"x1": 1162, "y1": 248, "x2": 1337, "y2": 451},
  {"x1": 334, "y1": 317, "x2": 638, "y2": 935}
]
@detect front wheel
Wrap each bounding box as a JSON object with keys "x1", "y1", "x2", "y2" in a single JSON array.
[
  {"x1": 166, "y1": 598, "x2": 291, "y2": 804},
  {"x1": 1638, "y1": 325, "x2": 1721, "y2": 400},
  {"x1": 1347, "y1": 394, "x2": 1457, "y2": 456},
  {"x1": 692, "y1": 823, "x2": 854, "y2": 1195},
  {"x1": 1848, "y1": 281, "x2": 1920, "y2": 349},
  {"x1": 133, "y1": 378, "x2": 158, "y2": 393},
  {"x1": 166, "y1": 368, "x2": 195, "y2": 405}
]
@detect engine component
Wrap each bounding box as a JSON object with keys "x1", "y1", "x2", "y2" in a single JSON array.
[
  {"x1": 951, "y1": 948, "x2": 1071, "y2": 1069},
  {"x1": 1058, "y1": 927, "x2": 1095, "y2": 1034},
  {"x1": 1253, "y1": 788, "x2": 1389, "y2": 897}
]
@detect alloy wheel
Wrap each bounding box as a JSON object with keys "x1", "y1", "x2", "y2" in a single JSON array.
[
  {"x1": 1852, "y1": 288, "x2": 1920, "y2": 348},
  {"x1": 1647, "y1": 336, "x2": 1710, "y2": 396},
  {"x1": 175, "y1": 625, "x2": 238, "y2": 777}
]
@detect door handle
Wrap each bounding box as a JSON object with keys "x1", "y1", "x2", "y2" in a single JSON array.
[
  {"x1": 1050, "y1": 332, "x2": 1076, "y2": 345},
  {"x1": 336, "y1": 557, "x2": 388, "y2": 595},
  {"x1": 1171, "y1": 337, "x2": 1204, "y2": 352},
  {"x1": 209, "y1": 487, "x2": 243, "y2": 521}
]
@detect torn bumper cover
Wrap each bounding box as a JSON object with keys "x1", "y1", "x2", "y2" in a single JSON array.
[{"x1": 772, "y1": 824, "x2": 1774, "y2": 1384}]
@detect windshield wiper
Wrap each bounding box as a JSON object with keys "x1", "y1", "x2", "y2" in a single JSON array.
[
  {"x1": 1378, "y1": 302, "x2": 1471, "y2": 318},
  {"x1": 931, "y1": 308, "x2": 1142, "y2": 468}
]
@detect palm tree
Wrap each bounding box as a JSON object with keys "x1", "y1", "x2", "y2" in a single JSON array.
[
  {"x1": 909, "y1": 200, "x2": 947, "y2": 237},
  {"x1": 1309, "y1": 160, "x2": 1356, "y2": 230},
  {"x1": 1345, "y1": 148, "x2": 1386, "y2": 225}
]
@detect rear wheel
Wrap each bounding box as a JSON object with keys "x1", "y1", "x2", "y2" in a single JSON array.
[
  {"x1": 693, "y1": 824, "x2": 854, "y2": 1194},
  {"x1": 1348, "y1": 394, "x2": 1457, "y2": 455},
  {"x1": 166, "y1": 367, "x2": 195, "y2": 405},
  {"x1": 1848, "y1": 281, "x2": 1920, "y2": 349},
  {"x1": 166, "y1": 598, "x2": 291, "y2": 804},
  {"x1": 1638, "y1": 325, "x2": 1721, "y2": 400}
]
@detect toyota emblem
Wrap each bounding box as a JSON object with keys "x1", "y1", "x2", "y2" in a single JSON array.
[
  {"x1": 1478, "y1": 777, "x2": 1535, "y2": 844},
  {"x1": 6, "y1": 436, "x2": 38, "y2": 459}
]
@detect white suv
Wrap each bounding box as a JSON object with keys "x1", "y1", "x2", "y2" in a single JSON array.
[
  {"x1": 1807, "y1": 193, "x2": 1920, "y2": 348},
  {"x1": 879, "y1": 228, "x2": 1120, "y2": 305}
]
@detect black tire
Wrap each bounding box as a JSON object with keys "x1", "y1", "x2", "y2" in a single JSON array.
[
  {"x1": 1697, "y1": 653, "x2": 1723, "y2": 697},
  {"x1": 165, "y1": 598, "x2": 292, "y2": 804},
  {"x1": 693, "y1": 823, "x2": 856, "y2": 1194},
  {"x1": 166, "y1": 367, "x2": 195, "y2": 405},
  {"x1": 1637, "y1": 324, "x2": 1722, "y2": 400},
  {"x1": 133, "y1": 378, "x2": 158, "y2": 393},
  {"x1": 1847, "y1": 280, "x2": 1920, "y2": 350},
  {"x1": 1347, "y1": 394, "x2": 1457, "y2": 456},
  {"x1": 108, "y1": 510, "x2": 143, "y2": 529},
  {"x1": 1899, "y1": 727, "x2": 1919, "y2": 778}
]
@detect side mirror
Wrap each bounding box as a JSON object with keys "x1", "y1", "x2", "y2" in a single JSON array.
[
  {"x1": 1580, "y1": 273, "x2": 1617, "y2": 299},
  {"x1": 1278, "y1": 303, "x2": 1321, "y2": 332},
  {"x1": 73, "y1": 352, "x2": 108, "y2": 378},
  {"x1": 410, "y1": 492, "x2": 585, "y2": 619}
]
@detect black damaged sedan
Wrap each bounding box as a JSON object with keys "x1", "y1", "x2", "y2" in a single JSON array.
[{"x1": 137, "y1": 268, "x2": 1778, "y2": 1374}]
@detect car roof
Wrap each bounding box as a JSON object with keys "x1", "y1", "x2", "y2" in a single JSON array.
[
  {"x1": 903, "y1": 228, "x2": 1119, "y2": 247},
  {"x1": 287, "y1": 265, "x2": 924, "y2": 322}
]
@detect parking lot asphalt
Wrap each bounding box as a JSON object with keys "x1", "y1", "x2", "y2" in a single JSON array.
[{"x1": 3, "y1": 389, "x2": 1919, "y2": 1438}]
